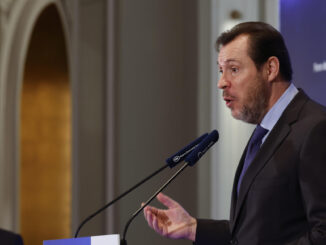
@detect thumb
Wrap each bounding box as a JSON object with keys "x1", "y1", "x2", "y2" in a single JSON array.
[{"x1": 156, "y1": 193, "x2": 179, "y2": 209}]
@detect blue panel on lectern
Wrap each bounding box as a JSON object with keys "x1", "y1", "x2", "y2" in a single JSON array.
[
  {"x1": 280, "y1": 0, "x2": 326, "y2": 105},
  {"x1": 43, "y1": 237, "x2": 90, "y2": 245}
]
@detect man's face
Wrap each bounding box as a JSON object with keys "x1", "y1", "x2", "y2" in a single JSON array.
[{"x1": 217, "y1": 34, "x2": 269, "y2": 124}]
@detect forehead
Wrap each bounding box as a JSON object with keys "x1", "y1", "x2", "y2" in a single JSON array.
[{"x1": 217, "y1": 34, "x2": 250, "y2": 66}]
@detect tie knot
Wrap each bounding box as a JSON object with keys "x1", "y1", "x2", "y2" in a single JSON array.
[{"x1": 251, "y1": 125, "x2": 269, "y2": 145}]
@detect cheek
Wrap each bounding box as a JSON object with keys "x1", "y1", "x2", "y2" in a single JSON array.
[{"x1": 236, "y1": 74, "x2": 257, "y2": 99}]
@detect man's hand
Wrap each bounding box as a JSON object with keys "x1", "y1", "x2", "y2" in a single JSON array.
[{"x1": 143, "y1": 193, "x2": 197, "y2": 241}]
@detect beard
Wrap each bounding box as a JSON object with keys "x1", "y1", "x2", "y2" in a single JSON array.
[{"x1": 226, "y1": 76, "x2": 269, "y2": 124}]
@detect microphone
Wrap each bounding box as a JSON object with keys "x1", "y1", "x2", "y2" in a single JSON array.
[
  {"x1": 166, "y1": 133, "x2": 208, "y2": 167},
  {"x1": 185, "y1": 130, "x2": 219, "y2": 166},
  {"x1": 74, "y1": 132, "x2": 209, "y2": 238},
  {"x1": 120, "y1": 130, "x2": 219, "y2": 245}
]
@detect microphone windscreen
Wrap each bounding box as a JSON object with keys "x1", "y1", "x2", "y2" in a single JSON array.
[
  {"x1": 185, "y1": 130, "x2": 219, "y2": 166},
  {"x1": 166, "y1": 133, "x2": 208, "y2": 168}
]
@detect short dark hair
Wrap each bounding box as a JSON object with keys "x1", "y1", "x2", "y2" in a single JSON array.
[{"x1": 216, "y1": 21, "x2": 293, "y2": 82}]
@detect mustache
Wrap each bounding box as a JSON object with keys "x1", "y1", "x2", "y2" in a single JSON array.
[{"x1": 222, "y1": 91, "x2": 235, "y2": 99}]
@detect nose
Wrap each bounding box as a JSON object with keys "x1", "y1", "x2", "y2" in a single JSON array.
[{"x1": 217, "y1": 73, "x2": 229, "y2": 90}]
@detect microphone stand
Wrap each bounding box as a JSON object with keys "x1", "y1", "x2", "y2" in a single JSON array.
[
  {"x1": 120, "y1": 129, "x2": 219, "y2": 244},
  {"x1": 120, "y1": 162, "x2": 190, "y2": 245},
  {"x1": 74, "y1": 164, "x2": 169, "y2": 238}
]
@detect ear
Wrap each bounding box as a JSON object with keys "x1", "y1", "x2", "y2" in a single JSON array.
[{"x1": 264, "y1": 56, "x2": 280, "y2": 82}]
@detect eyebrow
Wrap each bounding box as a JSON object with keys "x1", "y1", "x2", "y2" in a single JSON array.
[{"x1": 217, "y1": 59, "x2": 240, "y2": 66}]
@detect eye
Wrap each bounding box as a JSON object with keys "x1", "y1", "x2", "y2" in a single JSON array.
[
  {"x1": 219, "y1": 69, "x2": 223, "y2": 74},
  {"x1": 231, "y1": 67, "x2": 239, "y2": 73}
]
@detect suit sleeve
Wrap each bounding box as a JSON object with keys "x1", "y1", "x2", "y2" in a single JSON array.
[
  {"x1": 194, "y1": 219, "x2": 231, "y2": 245},
  {"x1": 288, "y1": 120, "x2": 326, "y2": 245}
]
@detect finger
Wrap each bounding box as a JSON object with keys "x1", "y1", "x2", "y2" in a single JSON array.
[
  {"x1": 153, "y1": 215, "x2": 164, "y2": 236},
  {"x1": 143, "y1": 205, "x2": 154, "y2": 221},
  {"x1": 152, "y1": 208, "x2": 160, "y2": 217},
  {"x1": 154, "y1": 215, "x2": 169, "y2": 237},
  {"x1": 157, "y1": 192, "x2": 179, "y2": 209},
  {"x1": 146, "y1": 210, "x2": 154, "y2": 228},
  {"x1": 143, "y1": 205, "x2": 151, "y2": 221},
  {"x1": 143, "y1": 208, "x2": 150, "y2": 222},
  {"x1": 145, "y1": 209, "x2": 158, "y2": 231},
  {"x1": 143, "y1": 202, "x2": 155, "y2": 210},
  {"x1": 143, "y1": 203, "x2": 148, "y2": 218}
]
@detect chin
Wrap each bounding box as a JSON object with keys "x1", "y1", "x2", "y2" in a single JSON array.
[
  {"x1": 231, "y1": 110, "x2": 255, "y2": 124},
  {"x1": 231, "y1": 111, "x2": 242, "y2": 121}
]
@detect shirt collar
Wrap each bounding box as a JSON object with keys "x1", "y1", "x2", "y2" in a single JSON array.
[{"x1": 260, "y1": 83, "x2": 298, "y2": 141}]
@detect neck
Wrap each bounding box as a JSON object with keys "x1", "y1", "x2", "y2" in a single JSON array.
[
  {"x1": 266, "y1": 80, "x2": 290, "y2": 112},
  {"x1": 256, "y1": 80, "x2": 290, "y2": 125}
]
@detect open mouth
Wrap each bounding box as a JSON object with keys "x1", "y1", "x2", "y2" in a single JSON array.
[{"x1": 223, "y1": 97, "x2": 233, "y2": 107}]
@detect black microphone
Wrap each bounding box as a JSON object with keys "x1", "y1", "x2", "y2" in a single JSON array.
[
  {"x1": 185, "y1": 130, "x2": 219, "y2": 166},
  {"x1": 166, "y1": 132, "x2": 208, "y2": 167},
  {"x1": 120, "y1": 130, "x2": 219, "y2": 245},
  {"x1": 74, "y1": 133, "x2": 209, "y2": 238}
]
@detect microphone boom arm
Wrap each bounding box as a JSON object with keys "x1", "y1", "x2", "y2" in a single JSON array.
[{"x1": 74, "y1": 164, "x2": 169, "y2": 238}]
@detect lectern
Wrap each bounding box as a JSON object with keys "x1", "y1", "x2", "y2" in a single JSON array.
[{"x1": 43, "y1": 234, "x2": 120, "y2": 245}]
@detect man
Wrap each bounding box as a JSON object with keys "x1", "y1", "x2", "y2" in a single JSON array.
[{"x1": 143, "y1": 22, "x2": 326, "y2": 244}]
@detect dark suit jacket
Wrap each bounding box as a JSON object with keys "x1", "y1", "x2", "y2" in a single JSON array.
[
  {"x1": 0, "y1": 229, "x2": 23, "y2": 245},
  {"x1": 195, "y1": 90, "x2": 326, "y2": 245}
]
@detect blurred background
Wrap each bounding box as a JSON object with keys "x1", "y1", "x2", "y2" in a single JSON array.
[{"x1": 1, "y1": 0, "x2": 323, "y2": 244}]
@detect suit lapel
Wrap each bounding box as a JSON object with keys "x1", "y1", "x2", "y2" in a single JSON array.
[
  {"x1": 230, "y1": 144, "x2": 247, "y2": 222},
  {"x1": 229, "y1": 90, "x2": 308, "y2": 234}
]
